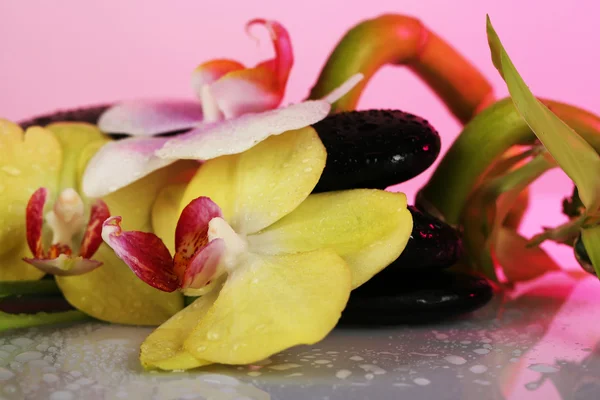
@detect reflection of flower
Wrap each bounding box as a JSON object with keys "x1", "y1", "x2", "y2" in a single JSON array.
[
  {"x1": 82, "y1": 19, "x2": 363, "y2": 200},
  {"x1": 0, "y1": 120, "x2": 187, "y2": 326},
  {"x1": 103, "y1": 126, "x2": 413, "y2": 370}
]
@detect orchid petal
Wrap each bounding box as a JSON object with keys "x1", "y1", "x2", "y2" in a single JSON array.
[
  {"x1": 46, "y1": 122, "x2": 109, "y2": 192},
  {"x1": 82, "y1": 136, "x2": 176, "y2": 198},
  {"x1": 181, "y1": 239, "x2": 225, "y2": 291},
  {"x1": 79, "y1": 199, "x2": 110, "y2": 259},
  {"x1": 25, "y1": 187, "x2": 47, "y2": 258},
  {"x1": 155, "y1": 73, "x2": 363, "y2": 163},
  {"x1": 23, "y1": 254, "x2": 102, "y2": 276},
  {"x1": 208, "y1": 68, "x2": 282, "y2": 119},
  {"x1": 141, "y1": 286, "x2": 221, "y2": 370},
  {"x1": 56, "y1": 244, "x2": 184, "y2": 325},
  {"x1": 102, "y1": 216, "x2": 179, "y2": 292},
  {"x1": 248, "y1": 189, "x2": 413, "y2": 288},
  {"x1": 180, "y1": 127, "x2": 326, "y2": 234},
  {"x1": 247, "y1": 19, "x2": 293, "y2": 88},
  {"x1": 157, "y1": 100, "x2": 330, "y2": 161},
  {"x1": 182, "y1": 250, "x2": 351, "y2": 366},
  {"x1": 152, "y1": 183, "x2": 188, "y2": 253},
  {"x1": 173, "y1": 196, "x2": 223, "y2": 279},
  {"x1": 191, "y1": 59, "x2": 245, "y2": 100},
  {"x1": 98, "y1": 100, "x2": 203, "y2": 136},
  {"x1": 202, "y1": 19, "x2": 293, "y2": 119},
  {"x1": 175, "y1": 197, "x2": 223, "y2": 258},
  {"x1": 0, "y1": 121, "x2": 61, "y2": 280}
]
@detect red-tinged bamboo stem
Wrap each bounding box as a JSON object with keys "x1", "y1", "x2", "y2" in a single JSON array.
[{"x1": 307, "y1": 14, "x2": 494, "y2": 124}]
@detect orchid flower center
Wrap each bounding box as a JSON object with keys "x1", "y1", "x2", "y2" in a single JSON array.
[
  {"x1": 207, "y1": 217, "x2": 248, "y2": 271},
  {"x1": 45, "y1": 188, "x2": 85, "y2": 247}
]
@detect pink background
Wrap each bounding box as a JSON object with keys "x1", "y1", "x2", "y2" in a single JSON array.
[{"x1": 1, "y1": 0, "x2": 598, "y2": 268}]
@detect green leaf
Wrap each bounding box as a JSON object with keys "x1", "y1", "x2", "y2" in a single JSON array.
[
  {"x1": 0, "y1": 310, "x2": 90, "y2": 332},
  {"x1": 462, "y1": 154, "x2": 556, "y2": 280},
  {"x1": 486, "y1": 16, "x2": 600, "y2": 215},
  {"x1": 581, "y1": 225, "x2": 600, "y2": 277}
]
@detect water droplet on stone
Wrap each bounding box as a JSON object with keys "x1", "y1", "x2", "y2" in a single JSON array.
[
  {"x1": 206, "y1": 331, "x2": 220, "y2": 341},
  {"x1": 196, "y1": 346, "x2": 207, "y2": 352}
]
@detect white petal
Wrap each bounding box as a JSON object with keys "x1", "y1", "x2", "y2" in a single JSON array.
[
  {"x1": 82, "y1": 137, "x2": 175, "y2": 198},
  {"x1": 156, "y1": 100, "x2": 330, "y2": 161},
  {"x1": 98, "y1": 99, "x2": 203, "y2": 136}
]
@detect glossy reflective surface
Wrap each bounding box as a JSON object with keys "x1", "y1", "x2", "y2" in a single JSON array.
[{"x1": 1, "y1": 272, "x2": 599, "y2": 400}]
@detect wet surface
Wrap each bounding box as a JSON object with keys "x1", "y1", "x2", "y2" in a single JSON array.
[{"x1": 1, "y1": 272, "x2": 599, "y2": 400}]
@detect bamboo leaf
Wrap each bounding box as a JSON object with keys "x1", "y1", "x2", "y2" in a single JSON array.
[{"x1": 487, "y1": 15, "x2": 600, "y2": 214}]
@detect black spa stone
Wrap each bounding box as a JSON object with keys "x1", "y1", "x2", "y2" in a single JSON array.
[
  {"x1": 338, "y1": 270, "x2": 493, "y2": 325},
  {"x1": 19, "y1": 104, "x2": 110, "y2": 129},
  {"x1": 574, "y1": 234, "x2": 595, "y2": 275},
  {"x1": 312, "y1": 109, "x2": 441, "y2": 192},
  {"x1": 392, "y1": 205, "x2": 463, "y2": 270}
]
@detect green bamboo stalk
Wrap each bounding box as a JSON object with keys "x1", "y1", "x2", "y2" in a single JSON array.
[{"x1": 417, "y1": 98, "x2": 600, "y2": 225}]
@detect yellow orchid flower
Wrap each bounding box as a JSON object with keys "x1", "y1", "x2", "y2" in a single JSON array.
[
  {"x1": 103, "y1": 126, "x2": 413, "y2": 370},
  {"x1": 0, "y1": 120, "x2": 190, "y2": 329}
]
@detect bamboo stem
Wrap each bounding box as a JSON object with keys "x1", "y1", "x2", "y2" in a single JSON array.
[
  {"x1": 417, "y1": 98, "x2": 600, "y2": 225},
  {"x1": 307, "y1": 14, "x2": 494, "y2": 124}
]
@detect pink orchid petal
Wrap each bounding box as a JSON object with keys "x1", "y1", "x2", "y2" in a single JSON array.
[
  {"x1": 82, "y1": 136, "x2": 175, "y2": 198},
  {"x1": 246, "y1": 19, "x2": 293, "y2": 87},
  {"x1": 23, "y1": 254, "x2": 102, "y2": 276},
  {"x1": 98, "y1": 100, "x2": 203, "y2": 136},
  {"x1": 181, "y1": 238, "x2": 225, "y2": 290},
  {"x1": 79, "y1": 199, "x2": 110, "y2": 258},
  {"x1": 102, "y1": 216, "x2": 179, "y2": 292},
  {"x1": 156, "y1": 100, "x2": 331, "y2": 161},
  {"x1": 191, "y1": 59, "x2": 246, "y2": 100},
  {"x1": 173, "y1": 197, "x2": 223, "y2": 279},
  {"x1": 208, "y1": 70, "x2": 282, "y2": 119},
  {"x1": 26, "y1": 187, "x2": 47, "y2": 258},
  {"x1": 203, "y1": 19, "x2": 293, "y2": 119}
]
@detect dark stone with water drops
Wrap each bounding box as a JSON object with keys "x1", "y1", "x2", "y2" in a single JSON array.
[
  {"x1": 338, "y1": 270, "x2": 493, "y2": 325},
  {"x1": 312, "y1": 109, "x2": 441, "y2": 192},
  {"x1": 19, "y1": 104, "x2": 110, "y2": 129},
  {"x1": 394, "y1": 205, "x2": 463, "y2": 270}
]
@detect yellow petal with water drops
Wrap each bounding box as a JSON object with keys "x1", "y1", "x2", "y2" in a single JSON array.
[
  {"x1": 105, "y1": 160, "x2": 199, "y2": 231},
  {"x1": 183, "y1": 249, "x2": 351, "y2": 365},
  {"x1": 0, "y1": 243, "x2": 44, "y2": 281},
  {"x1": 0, "y1": 120, "x2": 62, "y2": 280},
  {"x1": 140, "y1": 285, "x2": 221, "y2": 370},
  {"x1": 56, "y1": 162, "x2": 198, "y2": 324},
  {"x1": 248, "y1": 189, "x2": 413, "y2": 289},
  {"x1": 57, "y1": 244, "x2": 184, "y2": 325},
  {"x1": 180, "y1": 126, "x2": 326, "y2": 235},
  {"x1": 152, "y1": 183, "x2": 188, "y2": 254},
  {"x1": 46, "y1": 122, "x2": 110, "y2": 192}
]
